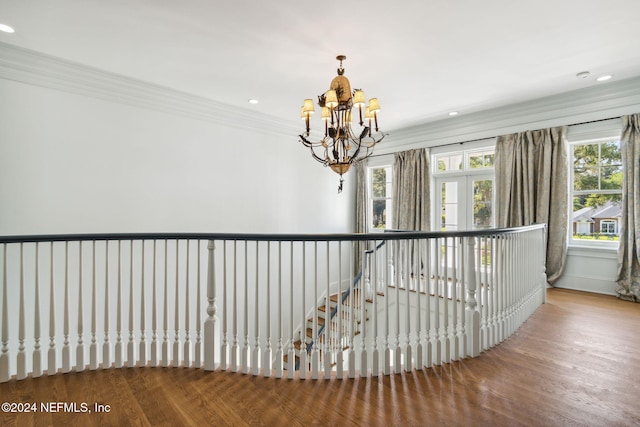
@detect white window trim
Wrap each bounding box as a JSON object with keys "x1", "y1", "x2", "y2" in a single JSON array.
[
  {"x1": 366, "y1": 155, "x2": 394, "y2": 233},
  {"x1": 566, "y1": 119, "x2": 623, "y2": 250}
]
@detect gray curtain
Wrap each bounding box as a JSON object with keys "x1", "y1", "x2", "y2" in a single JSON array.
[
  {"x1": 616, "y1": 114, "x2": 640, "y2": 302},
  {"x1": 495, "y1": 127, "x2": 568, "y2": 284},
  {"x1": 354, "y1": 161, "x2": 368, "y2": 273},
  {"x1": 392, "y1": 148, "x2": 431, "y2": 231}
]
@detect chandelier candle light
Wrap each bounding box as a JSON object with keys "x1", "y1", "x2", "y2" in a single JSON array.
[{"x1": 299, "y1": 55, "x2": 386, "y2": 192}]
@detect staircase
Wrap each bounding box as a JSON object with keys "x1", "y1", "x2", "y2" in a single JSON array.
[{"x1": 283, "y1": 286, "x2": 372, "y2": 371}]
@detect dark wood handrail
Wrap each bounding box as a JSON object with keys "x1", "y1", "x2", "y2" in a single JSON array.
[{"x1": 0, "y1": 224, "x2": 546, "y2": 244}]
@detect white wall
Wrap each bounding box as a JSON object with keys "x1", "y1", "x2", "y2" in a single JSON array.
[{"x1": 0, "y1": 78, "x2": 354, "y2": 235}]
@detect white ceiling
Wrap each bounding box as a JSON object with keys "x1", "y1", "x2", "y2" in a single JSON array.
[{"x1": 1, "y1": 0, "x2": 640, "y2": 132}]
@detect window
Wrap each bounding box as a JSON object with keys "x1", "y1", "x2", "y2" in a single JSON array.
[
  {"x1": 600, "y1": 220, "x2": 617, "y2": 234},
  {"x1": 570, "y1": 138, "x2": 622, "y2": 245},
  {"x1": 368, "y1": 165, "x2": 393, "y2": 231},
  {"x1": 433, "y1": 147, "x2": 495, "y2": 231}
]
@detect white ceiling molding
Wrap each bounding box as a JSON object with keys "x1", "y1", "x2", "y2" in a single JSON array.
[
  {"x1": 0, "y1": 42, "x2": 299, "y2": 136},
  {"x1": 382, "y1": 76, "x2": 640, "y2": 153},
  {"x1": 2, "y1": 40, "x2": 640, "y2": 152}
]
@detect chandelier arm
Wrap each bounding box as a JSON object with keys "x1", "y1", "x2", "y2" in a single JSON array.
[{"x1": 309, "y1": 146, "x2": 330, "y2": 166}]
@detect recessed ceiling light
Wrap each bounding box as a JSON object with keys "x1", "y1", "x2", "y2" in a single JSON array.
[
  {"x1": 449, "y1": 111, "x2": 459, "y2": 116},
  {"x1": 596, "y1": 74, "x2": 613, "y2": 82},
  {"x1": 248, "y1": 99, "x2": 259, "y2": 104},
  {"x1": 576, "y1": 71, "x2": 591, "y2": 79},
  {"x1": 0, "y1": 24, "x2": 15, "y2": 33}
]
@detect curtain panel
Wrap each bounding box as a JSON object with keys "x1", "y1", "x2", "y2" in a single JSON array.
[
  {"x1": 494, "y1": 127, "x2": 568, "y2": 284},
  {"x1": 392, "y1": 148, "x2": 431, "y2": 231},
  {"x1": 616, "y1": 114, "x2": 640, "y2": 302},
  {"x1": 354, "y1": 162, "x2": 369, "y2": 273}
]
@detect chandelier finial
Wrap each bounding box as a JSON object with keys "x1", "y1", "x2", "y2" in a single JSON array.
[{"x1": 336, "y1": 55, "x2": 346, "y2": 75}]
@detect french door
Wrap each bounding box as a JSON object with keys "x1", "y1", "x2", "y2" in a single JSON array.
[{"x1": 436, "y1": 174, "x2": 494, "y2": 231}]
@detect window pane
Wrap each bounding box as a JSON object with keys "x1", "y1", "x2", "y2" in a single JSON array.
[
  {"x1": 484, "y1": 153, "x2": 494, "y2": 167},
  {"x1": 469, "y1": 150, "x2": 495, "y2": 169},
  {"x1": 600, "y1": 141, "x2": 622, "y2": 165},
  {"x1": 441, "y1": 182, "x2": 458, "y2": 230},
  {"x1": 469, "y1": 153, "x2": 484, "y2": 169},
  {"x1": 473, "y1": 179, "x2": 492, "y2": 228},
  {"x1": 573, "y1": 144, "x2": 599, "y2": 168},
  {"x1": 372, "y1": 199, "x2": 387, "y2": 229},
  {"x1": 574, "y1": 166, "x2": 598, "y2": 191},
  {"x1": 372, "y1": 168, "x2": 387, "y2": 197},
  {"x1": 601, "y1": 165, "x2": 623, "y2": 190},
  {"x1": 436, "y1": 154, "x2": 463, "y2": 172},
  {"x1": 572, "y1": 194, "x2": 621, "y2": 241}
]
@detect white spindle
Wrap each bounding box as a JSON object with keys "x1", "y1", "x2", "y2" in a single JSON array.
[
  {"x1": 33, "y1": 242, "x2": 42, "y2": 377},
  {"x1": 465, "y1": 237, "x2": 480, "y2": 357},
  {"x1": 242, "y1": 241, "x2": 249, "y2": 374},
  {"x1": 359, "y1": 247, "x2": 367, "y2": 378},
  {"x1": 347, "y1": 241, "x2": 355, "y2": 379},
  {"x1": 115, "y1": 241, "x2": 123, "y2": 368},
  {"x1": 287, "y1": 242, "x2": 294, "y2": 379},
  {"x1": 1, "y1": 244, "x2": 8, "y2": 382},
  {"x1": 90, "y1": 241, "x2": 98, "y2": 370},
  {"x1": 442, "y1": 238, "x2": 450, "y2": 364},
  {"x1": 62, "y1": 241, "x2": 71, "y2": 373},
  {"x1": 263, "y1": 242, "x2": 272, "y2": 377},
  {"x1": 383, "y1": 241, "x2": 391, "y2": 375},
  {"x1": 451, "y1": 237, "x2": 459, "y2": 361},
  {"x1": 195, "y1": 241, "x2": 202, "y2": 368},
  {"x1": 140, "y1": 240, "x2": 147, "y2": 366},
  {"x1": 221, "y1": 241, "x2": 228, "y2": 370},
  {"x1": 151, "y1": 240, "x2": 158, "y2": 367},
  {"x1": 489, "y1": 235, "x2": 497, "y2": 348},
  {"x1": 275, "y1": 242, "x2": 283, "y2": 379},
  {"x1": 299, "y1": 242, "x2": 307, "y2": 379},
  {"x1": 433, "y1": 238, "x2": 441, "y2": 366},
  {"x1": 17, "y1": 243, "x2": 26, "y2": 379},
  {"x1": 415, "y1": 239, "x2": 423, "y2": 369},
  {"x1": 311, "y1": 242, "x2": 319, "y2": 379},
  {"x1": 323, "y1": 242, "x2": 330, "y2": 378},
  {"x1": 336, "y1": 241, "x2": 343, "y2": 379},
  {"x1": 76, "y1": 241, "x2": 85, "y2": 372},
  {"x1": 184, "y1": 240, "x2": 191, "y2": 367},
  {"x1": 405, "y1": 239, "x2": 412, "y2": 372},
  {"x1": 102, "y1": 241, "x2": 110, "y2": 369},
  {"x1": 204, "y1": 240, "x2": 218, "y2": 371},
  {"x1": 394, "y1": 241, "x2": 402, "y2": 374},
  {"x1": 162, "y1": 240, "x2": 169, "y2": 367},
  {"x1": 424, "y1": 239, "x2": 432, "y2": 369},
  {"x1": 128, "y1": 241, "x2": 135, "y2": 367},
  {"x1": 372, "y1": 241, "x2": 380, "y2": 377},
  {"x1": 49, "y1": 243, "x2": 58, "y2": 375},
  {"x1": 174, "y1": 240, "x2": 180, "y2": 367},
  {"x1": 231, "y1": 241, "x2": 238, "y2": 373},
  {"x1": 252, "y1": 241, "x2": 260, "y2": 376}
]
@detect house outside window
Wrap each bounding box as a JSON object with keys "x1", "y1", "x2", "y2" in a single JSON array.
[{"x1": 570, "y1": 137, "x2": 622, "y2": 246}]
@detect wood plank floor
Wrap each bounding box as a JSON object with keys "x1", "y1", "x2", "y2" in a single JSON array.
[{"x1": 2, "y1": 288, "x2": 640, "y2": 426}]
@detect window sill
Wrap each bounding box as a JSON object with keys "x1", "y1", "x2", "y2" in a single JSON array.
[{"x1": 567, "y1": 243, "x2": 619, "y2": 259}]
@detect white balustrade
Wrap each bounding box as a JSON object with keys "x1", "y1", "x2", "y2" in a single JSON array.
[{"x1": 0, "y1": 226, "x2": 546, "y2": 382}]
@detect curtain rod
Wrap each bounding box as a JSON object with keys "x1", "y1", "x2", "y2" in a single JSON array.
[{"x1": 371, "y1": 115, "x2": 622, "y2": 156}]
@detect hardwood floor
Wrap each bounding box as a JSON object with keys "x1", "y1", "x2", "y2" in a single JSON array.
[{"x1": 2, "y1": 288, "x2": 639, "y2": 426}]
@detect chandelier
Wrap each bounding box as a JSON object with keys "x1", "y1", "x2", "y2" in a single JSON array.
[{"x1": 299, "y1": 55, "x2": 386, "y2": 192}]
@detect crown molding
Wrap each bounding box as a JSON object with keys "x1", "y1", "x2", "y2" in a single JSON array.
[
  {"x1": 2, "y1": 41, "x2": 639, "y2": 147},
  {"x1": 0, "y1": 42, "x2": 299, "y2": 136},
  {"x1": 381, "y1": 75, "x2": 640, "y2": 153}
]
